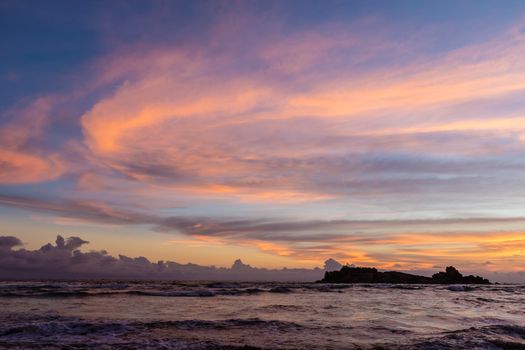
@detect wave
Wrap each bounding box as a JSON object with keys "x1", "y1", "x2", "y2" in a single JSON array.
[
  {"x1": 370, "y1": 324, "x2": 525, "y2": 350},
  {"x1": 1, "y1": 310, "x2": 525, "y2": 350},
  {"x1": 0, "y1": 282, "x2": 523, "y2": 300},
  {"x1": 2, "y1": 322, "x2": 524, "y2": 349},
  {"x1": 128, "y1": 289, "x2": 217, "y2": 297},
  {"x1": 427, "y1": 324, "x2": 525, "y2": 349},
  {"x1": 256, "y1": 304, "x2": 305, "y2": 312},
  {"x1": 447, "y1": 285, "x2": 477, "y2": 292},
  {"x1": 0, "y1": 316, "x2": 304, "y2": 339},
  {"x1": 0, "y1": 288, "x2": 266, "y2": 298},
  {"x1": 144, "y1": 318, "x2": 304, "y2": 331}
]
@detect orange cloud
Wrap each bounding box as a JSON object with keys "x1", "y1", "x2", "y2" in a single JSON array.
[
  {"x1": 75, "y1": 21, "x2": 525, "y2": 205},
  {"x1": 0, "y1": 149, "x2": 62, "y2": 184},
  {"x1": 231, "y1": 231, "x2": 525, "y2": 270},
  {"x1": 0, "y1": 97, "x2": 64, "y2": 184}
]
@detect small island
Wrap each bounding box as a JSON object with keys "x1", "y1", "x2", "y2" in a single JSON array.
[{"x1": 321, "y1": 265, "x2": 490, "y2": 284}]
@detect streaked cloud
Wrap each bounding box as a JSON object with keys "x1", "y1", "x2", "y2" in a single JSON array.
[
  {"x1": 1, "y1": 2, "x2": 525, "y2": 277},
  {"x1": 74, "y1": 17, "x2": 525, "y2": 206},
  {"x1": 2, "y1": 194, "x2": 525, "y2": 274}
]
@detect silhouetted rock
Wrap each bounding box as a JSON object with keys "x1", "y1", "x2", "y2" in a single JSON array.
[
  {"x1": 431, "y1": 266, "x2": 490, "y2": 284},
  {"x1": 320, "y1": 265, "x2": 490, "y2": 284}
]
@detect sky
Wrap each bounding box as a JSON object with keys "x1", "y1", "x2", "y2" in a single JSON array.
[{"x1": 1, "y1": 0, "x2": 525, "y2": 281}]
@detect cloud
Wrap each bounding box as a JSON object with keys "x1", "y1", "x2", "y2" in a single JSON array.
[
  {"x1": 54, "y1": 235, "x2": 89, "y2": 250},
  {"x1": 0, "y1": 236, "x2": 22, "y2": 249},
  {"x1": 0, "y1": 97, "x2": 64, "y2": 184},
  {"x1": 1, "y1": 234, "x2": 523, "y2": 282},
  {"x1": 0, "y1": 235, "x2": 327, "y2": 281},
  {"x1": 67, "y1": 17, "x2": 525, "y2": 207},
  {"x1": 2, "y1": 7, "x2": 525, "y2": 275},
  {"x1": 4, "y1": 13, "x2": 525, "y2": 201},
  {"x1": 323, "y1": 258, "x2": 342, "y2": 271},
  {"x1": 2, "y1": 194, "x2": 525, "y2": 275}
]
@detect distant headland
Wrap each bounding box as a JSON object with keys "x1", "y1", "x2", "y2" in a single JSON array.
[{"x1": 321, "y1": 265, "x2": 490, "y2": 284}]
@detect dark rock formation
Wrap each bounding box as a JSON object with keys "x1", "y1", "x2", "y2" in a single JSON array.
[
  {"x1": 431, "y1": 266, "x2": 490, "y2": 284},
  {"x1": 320, "y1": 265, "x2": 490, "y2": 284}
]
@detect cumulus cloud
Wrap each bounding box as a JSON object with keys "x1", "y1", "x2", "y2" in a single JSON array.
[
  {"x1": 0, "y1": 236, "x2": 22, "y2": 249},
  {"x1": 0, "y1": 235, "x2": 330, "y2": 281},
  {"x1": 323, "y1": 258, "x2": 342, "y2": 271}
]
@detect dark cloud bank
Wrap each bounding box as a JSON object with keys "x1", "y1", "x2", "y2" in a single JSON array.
[{"x1": 0, "y1": 235, "x2": 342, "y2": 281}]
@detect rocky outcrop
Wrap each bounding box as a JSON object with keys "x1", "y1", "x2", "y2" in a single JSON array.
[
  {"x1": 431, "y1": 266, "x2": 490, "y2": 284},
  {"x1": 320, "y1": 265, "x2": 490, "y2": 284}
]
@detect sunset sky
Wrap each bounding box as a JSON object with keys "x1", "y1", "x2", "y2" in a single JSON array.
[{"x1": 2, "y1": 0, "x2": 525, "y2": 276}]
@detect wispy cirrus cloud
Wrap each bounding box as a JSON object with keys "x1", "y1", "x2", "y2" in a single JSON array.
[{"x1": 73, "y1": 17, "x2": 525, "y2": 206}]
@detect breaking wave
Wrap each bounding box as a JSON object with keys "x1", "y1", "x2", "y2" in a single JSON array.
[
  {"x1": 0, "y1": 281, "x2": 363, "y2": 298},
  {"x1": 1, "y1": 317, "x2": 524, "y2": 349}
]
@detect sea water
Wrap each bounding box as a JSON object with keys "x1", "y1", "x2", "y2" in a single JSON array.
[{"x1": 0, "y1": 281, "x2": 524, "y2": 349}]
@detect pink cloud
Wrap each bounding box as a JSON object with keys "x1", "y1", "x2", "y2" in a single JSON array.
[{"x1": 0, "y1": 97, "x2": 64, "y2": 184}]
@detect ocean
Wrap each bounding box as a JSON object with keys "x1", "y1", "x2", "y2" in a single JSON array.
[{"x1": 0, "y1": 281, "x2": 524, "y2": 349}]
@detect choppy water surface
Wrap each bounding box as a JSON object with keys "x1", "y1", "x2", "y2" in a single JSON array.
[{"x1": 0, "y1": 281, "x2": 524, "y2": 349}]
